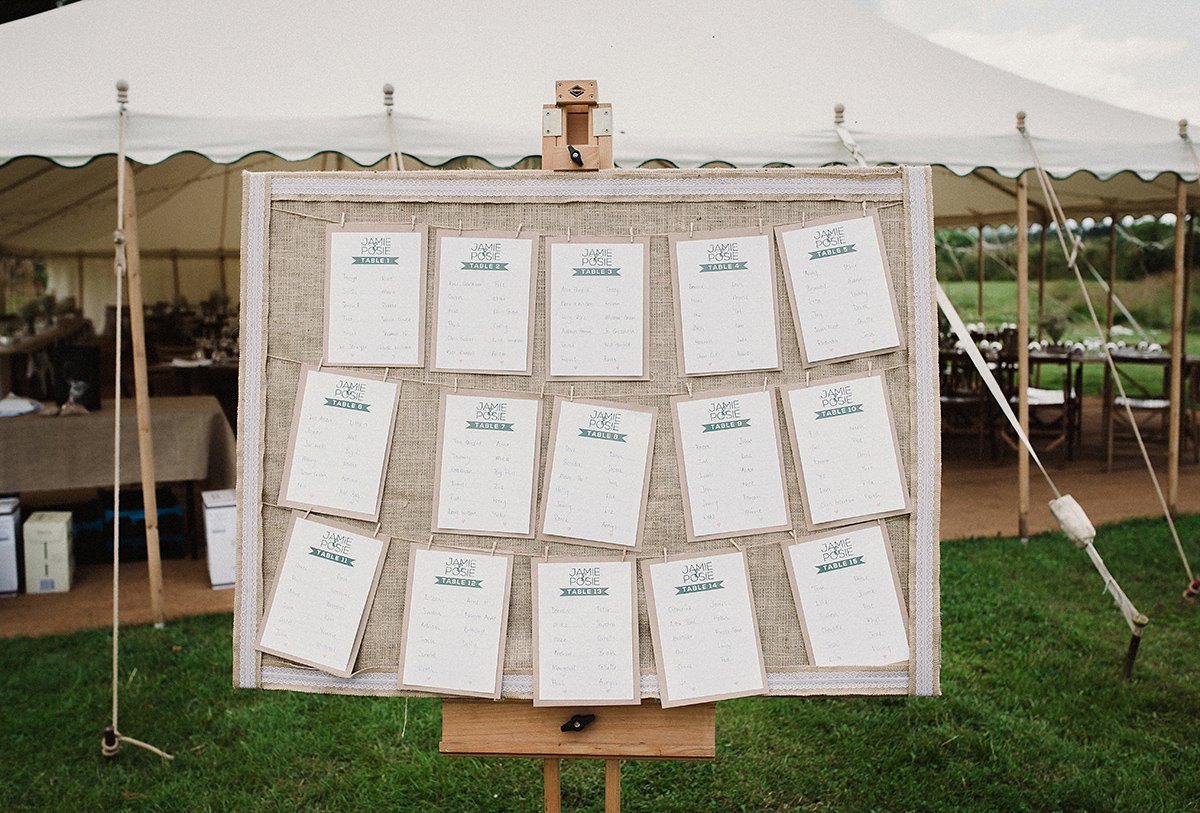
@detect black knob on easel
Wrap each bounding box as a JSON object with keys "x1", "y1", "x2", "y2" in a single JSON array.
[{"x1": 561, "y1": 713, "x2": 595, "y2": 732}]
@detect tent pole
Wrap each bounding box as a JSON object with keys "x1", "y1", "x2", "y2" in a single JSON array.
[
  {"x1": 121, "y1": 160, "x2": 166, "y2": 627},
  {"x1": 1103, "y1": 215, "x2": 1117, "y2": 471},
  {"x1": 1186, "y1": 210, "x2": 1195, "y2": 356},
  {"x1": 1017, "y1": 172, "x2": 1030, "y2": 540},
  {"x1": 976, "y1": 221, "x2": 985, "y2": 318},
  {"x1": 76, "y1": 252, "x2": 86, "y2": 313},
  {"x1": 1168, "y1": 177, "x2": 1187, "y2": 512},
  {"x1": 1035, "y1": 216, "x2": 1047, "y2": 386},
  {"x1": 1106, "y1": 215, "x2": 1117, "y2": 340}
]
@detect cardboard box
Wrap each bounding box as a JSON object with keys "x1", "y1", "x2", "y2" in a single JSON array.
[
  {"x1": 24, "y1": 511, "x2": 73, "y2": 593},
  {"x1": 0, "y1": 497, "x2": 20, "y2": 596},
  {"x1": 203, "y1": 489, "x2": 237, "y2": 589}
]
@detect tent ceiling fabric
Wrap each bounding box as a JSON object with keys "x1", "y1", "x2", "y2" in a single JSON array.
[{"x1": 0, "y1": 0, "x2": 1196, "y2": 255}]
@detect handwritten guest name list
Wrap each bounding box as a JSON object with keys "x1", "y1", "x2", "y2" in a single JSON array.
[
  {"x1": 399, "y1": 545, "x2": 513, "y2": 699},
  {"x1": 670, "y1": 230, "x2": 781, "y2": 375},
  {"x1": 782, "y1": 373, "x2": 910, "y2": 528},
  {"x1": 325, "y1": 226, "x2": 427, "y2": 367},
  {"x1": 547, "y1": 238, "x2": 649, "y2": 379},
  {"x1": 256, "y1": 514, "x2": 388, "y2": 677},
  {"x1": 433, "y1": 391, "x2": 542, "y2": 537},
  {"x1": 671, "y1": 388, "x2": 790, "y2": 541},
  {"x1": 784, "y1": 523, "x2": 910, "y2": 666},
  {"x1": 775, "y1": 212, "x2": 903, "y2": 364},
  {"x1": 533, "y1": 559, "x2": 639, "y2": 705},
  {"x1": 540, "y1": 399, "x2": 656, "y2": 550},
  {"x1": 279, "y1": 366, "x2": 400, "y2": 521},
  {"x1": 432, "y1": 232, "x2": 537, "y2": 374},
  {"x1": 643, "y1": 551, "x2": 766, "y2": 707}
]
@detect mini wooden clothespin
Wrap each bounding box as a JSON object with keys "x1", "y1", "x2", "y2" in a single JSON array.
[
  {"x1": 758, "y1": 218, "x2": 763, "y2": 234},
  {"x1": 663, "y1": 547, "x2": 669, "y2": 563},
  {"x1": 861, "y1": 201, "x2": 867, "y2": 217},
  {"x1": 374, "y1": 521, "x2": 382, "y2": 537},
  {"x1": 629, "y1": 227, "x2": 635, "y2": 243},
  {"x1": 569, "y1": 385, "x2": 575, "y2": 402},
  {"x1": 341, "y1": 212, "x2": 347, "y2": 227},
  {"x1": 516, "y1": 223, "x2": 523, "y2": 239},
  {"x1": 427, "y1": 535, "x2": 434, "y2": 549},
  {"x1": 383, "y1": 367, "x2": 390, "y2": 382},
  {"x1": 490, "y1": 539, "x2": 499, "y2": 556},
  {"x1": 410, "y1": 215, "x2": 417, "y2": 231},
  {"x1": 544, "y1": 546, "x2": 551, "y2": 562},
  {"x1": 567, "y1": 226, "x2": 571, "y2": 242},
  {"x1": 458, "y1": 220, "x2": 463, "y2": 235},
  {"x1": 454, "y1": 377, "x2": 459, "y2": 393},
  {"x1": 730, "y1": 538, "x2": 742, "y2": 552},
  {"x1": 317, "y1": 356, "x2": 324, "y2": 371}
]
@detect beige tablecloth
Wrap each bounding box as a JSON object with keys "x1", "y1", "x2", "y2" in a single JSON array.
[{"x1": 0, "y1": 395, "x2": 236, "y2": 494}]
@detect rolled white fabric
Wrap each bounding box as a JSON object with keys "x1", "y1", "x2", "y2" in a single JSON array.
[{"x1": 1049, "y1": 494, "x2": 1096, "y2": 549}]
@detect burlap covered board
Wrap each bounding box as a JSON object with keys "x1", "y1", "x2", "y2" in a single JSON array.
[{"x1": 234, "y1": 168, "x2": 941, "y2": 698}]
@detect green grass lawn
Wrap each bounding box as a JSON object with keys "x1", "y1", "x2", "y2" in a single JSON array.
[{"x1": 4, "y1": 514, "x2": 1200, "y2": 812}]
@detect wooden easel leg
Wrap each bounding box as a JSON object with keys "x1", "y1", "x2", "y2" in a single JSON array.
[
  {"x1": 605, "y1": 759, "x2": 621, "y2": 813},
  {"x1": 543, "y1": 758, "x2": 561, "y2": 813}
]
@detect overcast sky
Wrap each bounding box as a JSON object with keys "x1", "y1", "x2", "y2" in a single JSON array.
[{"x1": 855, "y1": 0, "x2": 1199, "y2": 129}]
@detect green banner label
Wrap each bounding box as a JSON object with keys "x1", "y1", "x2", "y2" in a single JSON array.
[
  {"x1": 702, "y1": 419, "x2": 751, "y2": 433},
  {"x1": 560, "y1": 587, "x2": 610, "y2": 596},
  {"x1": 579, "y1": 428, "x2": 626, "y2": 442},
  {"x1": 816, "y1": 556, "x2": 864, "y2": 574},
  {"x1": 351, "y1": 256, "x2": 399, "y2": 264},
  {"x1": 699, "y1": 261, "x2": 748, "y2": 272},
  {"x1": 466, "y1": 420, "x2": 514, "y2": 431},
  {"x1": 435, "y1": 576, "x2": 483, "y2": 588},
  {"x1": 573, "y1": 267, "x2": 621, "y2": 276},
  {"x1": 814, "y1": 404, "x2": 863, "y2": 420},
  {"x1": 676, "y1": 580, "x2": 724, "y2": 595},
  {"x1": 324, "y1": 398, "x2": 370, "y2": 412},
  {"x1": 462, "y1": 261, "x2": 509, "y2": 271},
  {"x1": 309, "y1": 547, "x2": 355, "y2": 567},
  {"x1": 808, "y1": 244, "x2": 856, "y2": 260}
]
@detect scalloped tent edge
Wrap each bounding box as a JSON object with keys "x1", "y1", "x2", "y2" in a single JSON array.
[{"x1": 0, "y1": 0, "x2": 1195, "y2": 324}]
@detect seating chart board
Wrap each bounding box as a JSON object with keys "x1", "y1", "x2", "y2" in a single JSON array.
[{"x1": 235, "y1": 168, "x2": 940, "y2": 701}]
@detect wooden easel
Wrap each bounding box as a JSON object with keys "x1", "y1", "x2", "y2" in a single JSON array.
[{"x1": 440, "y1": 700, "x2": 715, "y2": 812}]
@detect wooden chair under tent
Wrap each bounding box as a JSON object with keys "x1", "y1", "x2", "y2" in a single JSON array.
[{"x1": 1107, "y1": 361, "x2": 1199, "y2": 466}]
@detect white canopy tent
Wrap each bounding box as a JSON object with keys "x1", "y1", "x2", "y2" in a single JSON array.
[
  {"x1": 0, "y1": 0, "x2": 1195, "y2": 322},
  {"x1": 0, "y1": 0, "x2": 1195, "y2": 623}
]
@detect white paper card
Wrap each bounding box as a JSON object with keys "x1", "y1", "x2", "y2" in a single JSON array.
[
  {"x1": 644, "y1": 551, "x2": 765, "y2": 706},
  {"x1": 534, "y1": 560, "x2": 639, "y2": 705},
  {"x1": 671, "y1": 232, "x2": 781, "y2": 375},
  {"x1": 540, "y1": 399, "x2": 656, "y2": 549},
  {"x1": 325, "y1": 227, "x2": 426, "y2": 367},
  {"x1": 280, "y1": 367, "x2": 400, "y2": 521},
  {"x1": 434, "y1": 392, "x2": 542, "y2": 536},
  {"x1": 399, "y1": 546, "x2": 513, "y2": 698},
  {"x1": 672, "y1": 388, "x2": 790, "y2": 541},
  {"x1": 777, "y1": 214, "x2": 902, "y2": 363},
  {"x1": 547, "y1": 239, "x2": 648, "y2": 378},
  {"x1": 256, "y1": 515, "x2": 388, "y2": 677},
  {"x1": 784, "y1": 524, "x2": 910, "y2": 666},
  {"x1": 783, "y1": 374, "x2": 910, "y2": 527},
  {"x1": 433, "y1": 233, "x2": 536, "y2": 373}
]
